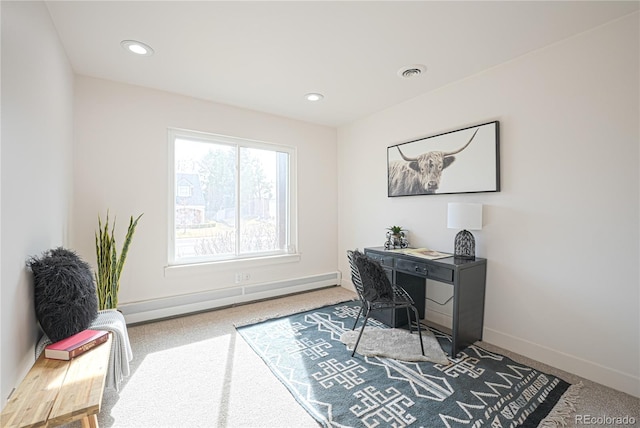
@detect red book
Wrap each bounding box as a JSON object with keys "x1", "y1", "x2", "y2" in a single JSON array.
[{"x1": 44, "y1": 329, "x2": 109, "y2": 360}]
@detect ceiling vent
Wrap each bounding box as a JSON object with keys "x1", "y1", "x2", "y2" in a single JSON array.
[{"x1": 397, "y1": 64, "x2": 427, "y2": 78}]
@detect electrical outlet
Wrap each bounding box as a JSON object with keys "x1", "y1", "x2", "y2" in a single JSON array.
[{"x1": 235, "y1": 272, "x2": 251, "y2": 283}]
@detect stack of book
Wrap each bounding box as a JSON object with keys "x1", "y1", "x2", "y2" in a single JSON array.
[{"x1": 44, "y1": 329, "x2": 109, "y2": 360}]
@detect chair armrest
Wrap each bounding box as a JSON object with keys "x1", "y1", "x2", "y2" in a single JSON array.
[{"x1": 391, "y1": 284, "x2": 415, "y2": 304}]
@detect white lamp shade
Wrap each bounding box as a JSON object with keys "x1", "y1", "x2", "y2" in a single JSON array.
[{"x1": 447, "y1": 203, "x2": 483, "y2": 230}]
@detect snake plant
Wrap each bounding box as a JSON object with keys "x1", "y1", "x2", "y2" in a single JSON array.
[{"x1": 95, "y1": 211, "x2": 143, "y2": 310}]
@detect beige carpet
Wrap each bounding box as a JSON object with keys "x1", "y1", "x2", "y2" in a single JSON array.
[{"x1": 63, "y1": 286, "x2": 638, "y2": 427}]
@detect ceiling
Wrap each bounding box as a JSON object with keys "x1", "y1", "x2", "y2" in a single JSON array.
[{"x1": 45, "y1": 1, "x2": 638, "y2": 128}]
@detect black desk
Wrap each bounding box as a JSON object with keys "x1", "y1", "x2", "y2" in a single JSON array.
[{"x1": 364, "y1": 247, "x2": 487, "y2": 357}]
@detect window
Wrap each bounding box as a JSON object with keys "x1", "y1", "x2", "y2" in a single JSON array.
[
  {"x1": 169, "y1": 128, "x2": 296, "y2": 265},
  {"x1": 177, "y1": 184, "x2": 192, "y2": 198}
]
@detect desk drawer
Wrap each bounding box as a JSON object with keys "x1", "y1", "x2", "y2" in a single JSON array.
[
  {"x1": 427, "y1": 264, "x2": 454, "y2": 283},
  {"x1": 364, "y1": 251, "x2": 395, "y2": 268},
  {"x1": 396, "y1": 258, "x2": 428, "y2": 276},
  {"x1": 396, "y1": 258, "x2": 454, "y2": 283}
]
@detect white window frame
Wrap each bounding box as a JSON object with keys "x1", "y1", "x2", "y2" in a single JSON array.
[{"x1": 167, "y1": 128, "x2": 298, "y2": 272}]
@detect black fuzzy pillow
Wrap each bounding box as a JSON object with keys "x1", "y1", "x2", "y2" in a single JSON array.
[
  {"x1": 27, "y1": 247, "x2": 98, "y2": 342},
  {"x1": 352, "y1": 250, "x2": 394, "y2": 301}
]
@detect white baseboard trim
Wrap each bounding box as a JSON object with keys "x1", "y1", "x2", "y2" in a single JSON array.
[
  {"x1": 483, "y1": 327, "x2": 640, "y2": 398},
  {"x1": 119, "y1": 271, "x2": 341, "y2": 324}
]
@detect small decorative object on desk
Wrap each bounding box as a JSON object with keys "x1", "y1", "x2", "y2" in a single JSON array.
[
  {"x1": 447, "y1": 203, "x2": 482, "y2": 260},
  {"x1": 44, "y1": 329, "x2": 109, "y2": 360},
  {"x1": 384, "y1": 226, "x2": 409, "y2": 249},
  {"x1": 453, "y1": 231, "x2": 476, "y2": 260}
]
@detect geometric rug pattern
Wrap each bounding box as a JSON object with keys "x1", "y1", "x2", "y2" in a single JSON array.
[{"x1": 236, "y1": 302, "x2": 576, "y2": 427}]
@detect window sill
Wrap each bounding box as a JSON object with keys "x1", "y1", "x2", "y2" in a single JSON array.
[{"x1": 164, "y1": 253, "x2": 301, "y2": 278}]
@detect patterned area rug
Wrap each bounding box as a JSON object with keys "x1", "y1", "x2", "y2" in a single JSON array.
[{"x1": 236, "y1": 301, "x2": 579, "y2": 428}]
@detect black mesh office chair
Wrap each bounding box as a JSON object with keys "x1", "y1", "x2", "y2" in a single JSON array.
[{"x1": 347, "y1": 249, "x2": 424, "y2": 357}]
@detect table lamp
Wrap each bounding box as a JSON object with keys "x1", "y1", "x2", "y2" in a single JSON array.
[{"x1": 447, "y1": 203, "x2": 482, "y2": 260}]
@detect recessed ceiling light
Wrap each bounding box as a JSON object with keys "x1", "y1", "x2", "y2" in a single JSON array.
[
  {"x1": 397, "y1": 64, "x2": 427, "y2": 78},
  {"x1": 304, "y1": 93, "x2": 324, "y2": 102},
  {"x1": 121, "y1": 40, "x2": 154, "y2": 56}
]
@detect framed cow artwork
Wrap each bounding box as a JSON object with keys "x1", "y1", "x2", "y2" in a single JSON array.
[{"x1": 387, "y1": 121, "x2": 500, "y2": 197}]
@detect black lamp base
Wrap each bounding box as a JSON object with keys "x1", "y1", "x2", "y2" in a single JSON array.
[{"x1": 454, "y1": 229, "x2": 476, "y2": 260}]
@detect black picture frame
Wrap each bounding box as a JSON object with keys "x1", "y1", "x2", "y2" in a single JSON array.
[{"x1": 387, "y1": 121, "x2": 500, "y2": 197}]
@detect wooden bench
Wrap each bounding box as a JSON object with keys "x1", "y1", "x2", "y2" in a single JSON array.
[{"x1": 1, "y1": 334, "x2": 112, "y2": 428}]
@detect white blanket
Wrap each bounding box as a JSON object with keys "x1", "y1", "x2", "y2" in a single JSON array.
[{"x1": 36, "y1": 309, "x2": 133, "y2": 391}]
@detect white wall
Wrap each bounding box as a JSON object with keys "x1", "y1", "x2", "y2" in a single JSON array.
[
  {"x1": 72, "y1": 77, "x2": 338, "y2": 319},
  {"x1": 0, "y1": 1, "x2": 74, "y2": 406},
  {"x1": 337, "y1": 13, "x2": 639, "y2": 396}
]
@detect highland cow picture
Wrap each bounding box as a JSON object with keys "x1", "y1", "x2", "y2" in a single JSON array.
[{"x1": 387, "y1": 121, "x2": 500, "y2": 197}]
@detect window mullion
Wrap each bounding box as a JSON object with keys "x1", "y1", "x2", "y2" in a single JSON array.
[{"x1": 235, "y1": 145, "x2": 241, "y2": 256}]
